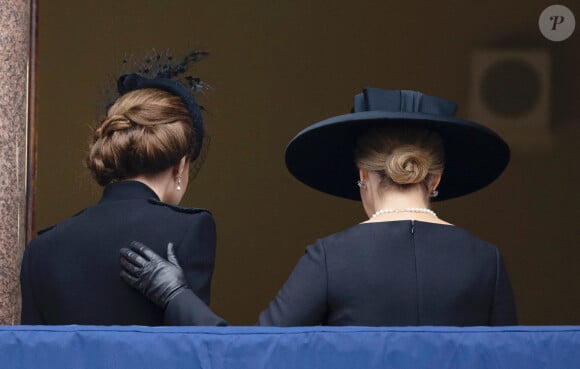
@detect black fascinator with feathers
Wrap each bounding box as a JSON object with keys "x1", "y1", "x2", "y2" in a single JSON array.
[{"x1": 113, "y1": 50, "x2": 210, "y2": 162}]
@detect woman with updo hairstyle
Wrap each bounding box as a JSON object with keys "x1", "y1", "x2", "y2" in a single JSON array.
[
  {"x1": 121, "y1": 88, "x2": 517, "y2": 327},
  {"x1": 354, "y1": 125, "x2": 445, "y2": 219},
  {"x1": 87, "y1": 88, "x2": 197, "y2": 190},
  {"x1": 20, "y1": 65, "x2": 217, "y2": 325}
]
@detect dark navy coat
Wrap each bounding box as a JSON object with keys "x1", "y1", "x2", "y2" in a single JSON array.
[
  {"x1": 165, "y1": 220, "x2": 516, "y2": 326},
  {"x1": 20, "y1": 180, "x2": 216, "y2": 325}
]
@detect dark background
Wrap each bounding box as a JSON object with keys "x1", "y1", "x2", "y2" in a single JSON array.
[{"x1": 34, "y1": 0, "x2": 579, "y2": 324}]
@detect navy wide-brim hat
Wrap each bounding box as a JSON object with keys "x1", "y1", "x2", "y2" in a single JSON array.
[{"x1": 285, "y1": 88, "x2": 510, "y2": 201}]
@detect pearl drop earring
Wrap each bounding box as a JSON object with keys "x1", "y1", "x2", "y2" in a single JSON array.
[{"x1": 176, "y1": 175, "x2": 182, "y2": 191}]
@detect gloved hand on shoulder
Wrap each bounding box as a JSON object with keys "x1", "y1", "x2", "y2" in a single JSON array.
[{"x1": 120, "y1": 241, "x2": 188, "y2": 309}]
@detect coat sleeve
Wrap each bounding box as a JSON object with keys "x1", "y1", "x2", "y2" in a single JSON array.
[
  {"x1": 164, "y1": 239, "x2": 328, "y2": 326},
  {"x1": 165, "y1": 289, "x2": 228, "y2": 326},
  {"x1": 20, "y1": 242, "x2": 44, "y2": 324},
  {"x1": 257, "y1": 241, "x2": 328, "y2": 326},
  {"x1": 490, "y1": 249, "x2": 518, "y2": 325}
]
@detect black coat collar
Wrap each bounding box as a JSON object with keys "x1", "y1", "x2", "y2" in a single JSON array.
[{"x1": 99, "y1": 181, "x2": 160, "y2": 203}]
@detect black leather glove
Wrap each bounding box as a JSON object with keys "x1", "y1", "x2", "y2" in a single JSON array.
[{"x1": 120, "y1": 241, "x2": 189, "y2": 309}]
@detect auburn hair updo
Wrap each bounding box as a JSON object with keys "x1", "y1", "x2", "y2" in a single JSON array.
[
  {"x1": 86, "y1": 88, "x2": 198, "y2": 186},
  {"x1": 354, "y1": 125, "x2": 445, "y2": 192}
]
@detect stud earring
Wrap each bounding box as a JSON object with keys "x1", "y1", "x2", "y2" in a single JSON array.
[
  {"x1": 356, "y1": 180, "x2": 366, "y2": 189},
  {"x1": 176, "y1": 175, "x2": 182, "y2": 191},
  {"x1": 430, "y1": 189, "x2": 439, "y2": 198}
]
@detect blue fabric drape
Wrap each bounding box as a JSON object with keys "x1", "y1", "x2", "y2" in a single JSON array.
[{"x1": 1, "y1": 326, "x2": 579, "y2": 369}]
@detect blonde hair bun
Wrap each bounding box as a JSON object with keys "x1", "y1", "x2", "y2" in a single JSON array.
[
  {"x1": 355, "y1": 126, "x2": 445, "y2": 190},
  {"x1": 386, "y1": 145, "x2": 431, "y2": 185}
]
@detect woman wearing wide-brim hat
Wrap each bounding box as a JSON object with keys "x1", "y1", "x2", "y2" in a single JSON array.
[{"x1": 120, "y1": 88, "x2": 517, "y2": 326}]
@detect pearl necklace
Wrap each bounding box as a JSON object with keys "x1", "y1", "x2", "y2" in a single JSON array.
[{"x1": 370, "y1": 207, "x2": 437, "y2": 219}]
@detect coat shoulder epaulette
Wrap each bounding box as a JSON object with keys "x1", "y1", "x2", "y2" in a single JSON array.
[
  {"x1": 37, "y1": 224, "x2": 56, "y2": 235},
  {"x1": 37, "y1": 208, "x2": 88, "y2": 236},
  {"x1": 147, "y1": 198, "x2": 210, "y2": 215},
  {"x1": 70, "y1": 208, "x2": 88, "y2": 218}
]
